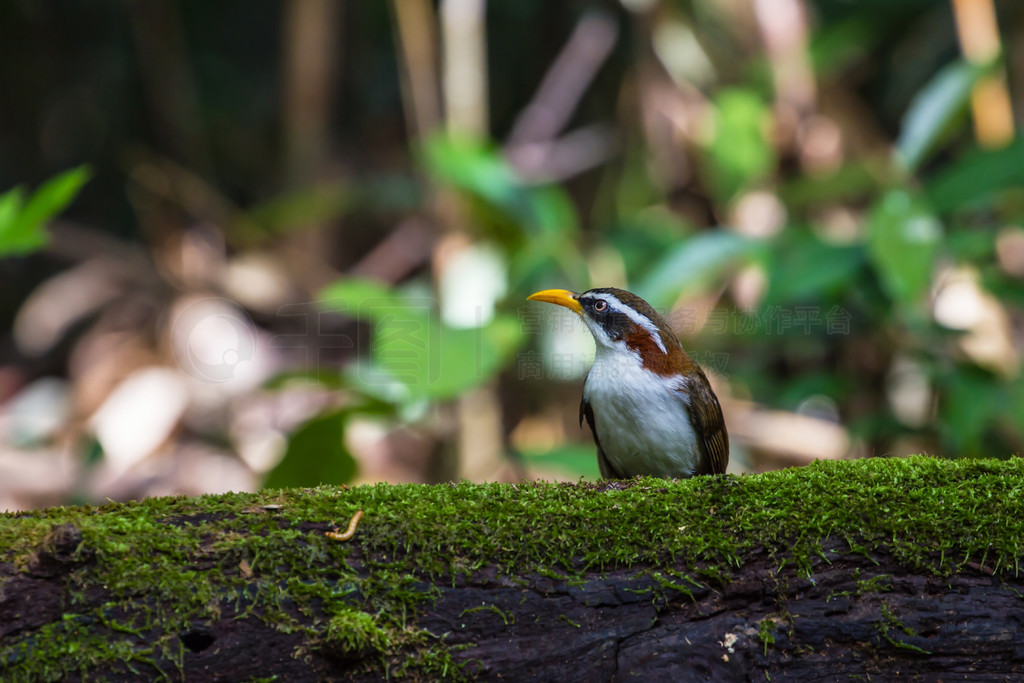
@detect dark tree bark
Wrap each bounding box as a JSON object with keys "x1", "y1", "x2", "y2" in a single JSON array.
[
  {"x1": 425, "y1": 544, "x2": 1024, "y2": 681},
  {"x1": 3, "y1": 523, "x2": 1022, "y2": 681},
  {"x1": 3, "y1": 458, "x2": 1023, "y2": 681}
]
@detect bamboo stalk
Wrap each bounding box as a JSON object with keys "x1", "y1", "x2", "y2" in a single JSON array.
[
  {"x1": 390, "y1": 0, "x2": 442, "y2": 140},
  {"x1": 951, "y1": 0, "x2": 1014, "y2": 147},
  {"x1": 440, "y1": 0, "x2": 489, "y2": 136},
  {"x1": 282, "y1": 0, "x2": 340, "y2": 186}
]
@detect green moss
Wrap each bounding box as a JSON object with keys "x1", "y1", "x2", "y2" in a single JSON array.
[
  {"x1": 558, "y1": 614, "x2": 582, "y2": 628},
  {"x1": 856, "y1": 574, "x2": 893, "y2": 594},
  {"x1": 649, "y1": 569, "x2": 702, "y2": 599},
  {"x1": 322, "y1": 607, "x2": 392, "y2": 655},
  {"x1": 1, "y1": 456, "x2": 1022, "y2": 679},
  {"x1": 460, "y1": 603, "x2": 514, "y2": 626},
  {"x1": 757, "y1": 616, "x2": 779, "y2": 655},
  {"x1": 875, "y1": 602, "x2": 931, "y2": 655},
  {"x1": 2, "y1": 612, "x2": 180, "y2": 682}
]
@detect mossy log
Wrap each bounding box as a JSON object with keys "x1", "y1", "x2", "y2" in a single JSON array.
[{"x1": 2, "y1": 456, "x2": 1024, "y2": 681}]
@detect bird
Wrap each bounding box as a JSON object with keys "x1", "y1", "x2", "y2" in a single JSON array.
[{"x1": 527, "y1": 287, "x2": 728, "y2": 479}]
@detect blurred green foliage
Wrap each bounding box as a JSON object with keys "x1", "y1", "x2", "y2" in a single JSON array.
[
  {"x1": 320, "y1": 275, "x2": 523, "y2": 401},
  {"x1": 705, "y1": 90, "x2": 775, "y2": 201},
  {"x1": 4, "y1": 1, "x2": 1024, "y2": 490},
  {"x1": 419, "y1": 136, "x2": 586, "y2": 287},
  {"x1": 264, "y1": 409, "x2": 358, "y2": 489},
  {"x1": 867, "y1": 191, "x2": 942, "y2": 306},
  {"x1": 0, "y1": 166, "x2": 91, "y2": 257},
  {"x1": 896, "y1": 59, "x2": 990, "y2": 170}
]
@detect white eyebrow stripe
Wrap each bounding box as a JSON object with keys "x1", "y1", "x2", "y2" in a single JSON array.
[{"x1": 597, "y1": 292, "x2": 667, "y2": 354}]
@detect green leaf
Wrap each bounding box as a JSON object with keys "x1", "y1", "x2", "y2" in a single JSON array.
[
  {"x1": 263, "y1": 368, "x2": 349, "y2": 391},
  {"x1": 703, "y1": 89, "x2": 774, "y2": 201},
  {"x1": 263, "y1": 410, "x2": 357, "y2": 488},
  {"x1": 19, "y1": 165, "x2": 93, "y2": 230},
  {"x1": 940, "y1": 369, "x2": 1003, "y2": 457},
  {"x1": 867, "y1": 190, "x2": 942, "y2": 304},
  {"x1": 318, "y1": 278, "x2": 406, "y2": 321},
  {"x1": 777, "y1": 162, "x2": 884, "y2": 209},
  {"x1": 421, "y1": 135, "x2": 526, "y2": 215},
  {"x1": 897, "y1": 60, "x2": 985, "y2": 171},
  {"x1": 0, "y1": 166, "x2": 92, "y2": 257},
  {"x1": 925, "y1": 136, "x2": 1024, "y2": 213},
  {"x1": 766, "y1": 232, "x2": 865, "y2": 304},
  {"x1": 634, "y1": 231, "x2": 762, "y2": 310},
  {"x1": 340, "y1": 362, "x2": 418, "y2": 407},
  {"x1": 317, "y1": 278, "x2": 525, "y2": 401},
  {"x1": 420, "y1": 134, "x2": 578, "y2": 241},
  {"x1": 530, "y1": 185, "x2": 579, "y2": 235},
  {"x1": 1007, "y1": 378, "x2": 1024, "y2": 441},
  {"x1": 810, "y1": 15, "x2": 878, "y2": 78},
  {"x1": 0, "y1": 186, "x2": 25, "y2": 233},
  {"x1": 372, "y1": 312, "x2": 522, "y2": 400},
  {"x1": 946, "y1": 229, "x2": 995, "y2": 261}
]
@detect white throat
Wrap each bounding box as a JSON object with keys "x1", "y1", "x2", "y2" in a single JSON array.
[{"x1": 583, "y1": 347, "x2": 700, "y2": 477}]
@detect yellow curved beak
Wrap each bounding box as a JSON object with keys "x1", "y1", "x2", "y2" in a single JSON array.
[{"x1": 527, "y1": 288, "x2": 583, "y2": 315}]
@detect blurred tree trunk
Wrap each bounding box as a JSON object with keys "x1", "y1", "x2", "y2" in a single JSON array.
[
  {"x1": 128, "y1": 0, "x2": 212, "y2": 173},
  {"x1": 280, "y1": 0, "x2": 342, "y2": 291},
  {"x1": 390, "y1": 0, "x2": 442, "y2": 140},
  {"x1": 283, "y1": 0, "x2": 341, "y2": 187},
  {"x1": 440, "y1": 0, "x2": 488, "y2": 137}
]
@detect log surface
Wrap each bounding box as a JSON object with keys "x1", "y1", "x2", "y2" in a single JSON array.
[{"x1": 2, "y1": 457, "x2": 1023, "y2": 681}]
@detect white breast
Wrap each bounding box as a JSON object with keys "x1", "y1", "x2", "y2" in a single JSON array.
[{"x1": 583, "y1": 347, "x2": 699, "y2": 477}]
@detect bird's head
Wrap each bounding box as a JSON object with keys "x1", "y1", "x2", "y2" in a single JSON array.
[{"x1": 527, "y1": 287, "x2": 687, "y2": 374}]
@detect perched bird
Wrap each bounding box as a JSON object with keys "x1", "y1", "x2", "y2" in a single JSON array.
[{"x1": 527, "y1": 287, "x2": 728, "y2": 479}]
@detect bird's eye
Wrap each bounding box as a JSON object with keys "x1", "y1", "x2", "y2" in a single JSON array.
[{"x1": 593, "y1": 299, "x2": 607, "y2": 312}]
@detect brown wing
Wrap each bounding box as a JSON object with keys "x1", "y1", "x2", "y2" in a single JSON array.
[
  {"x1": 580, "y1": 395, "x2": 624, "y2": 479},
  {"x1": 678, "y1": 369, "x2": 729, "y2": 475}
]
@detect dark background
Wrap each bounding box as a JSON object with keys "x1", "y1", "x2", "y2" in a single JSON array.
[{"x1": 2, "y1": 0, "x2": 1023, "y2": 511}]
